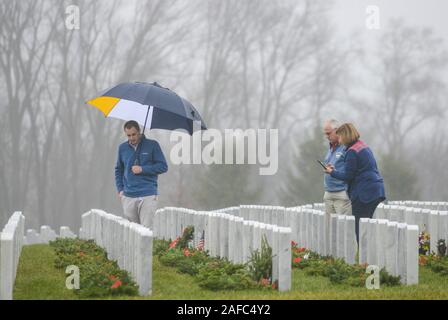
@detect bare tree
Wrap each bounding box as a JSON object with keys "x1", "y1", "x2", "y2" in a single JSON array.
[
  {"x1": 359, "y1": 20, "x2": 448, "y2": 155},
  {"x1": 0, "y1": 0, "x2": 199, "y2": 229},
  {"x1": 50, "y1": 0, "x2": 195, "y2": 229},
  {"x1": 0, "y1": 1, "x2": 57, "y2": 226}
]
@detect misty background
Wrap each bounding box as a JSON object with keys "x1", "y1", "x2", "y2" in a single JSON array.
[{"x1": 1, "y1": 0, "x2": 447, "y2": 231}]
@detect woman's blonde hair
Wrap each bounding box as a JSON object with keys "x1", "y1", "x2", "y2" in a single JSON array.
[{"x1": 335, "y1": 123, "x2": 360, "y2": 145}]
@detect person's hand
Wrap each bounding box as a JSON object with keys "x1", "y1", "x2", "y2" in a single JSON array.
[
  {"x1": 118, "y1": 191, "x2": 124, "y2": 198},
  {"x1": 324, "y1": 164, "x2": 334, "y2": 174},
  {"x1": 132, "y1": 165, "x2": 143, "y2": 174}
]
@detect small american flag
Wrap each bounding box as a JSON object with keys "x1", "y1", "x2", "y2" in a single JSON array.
[{"x1": 197, "y1": 230, "x2": 205, "y2": 251}]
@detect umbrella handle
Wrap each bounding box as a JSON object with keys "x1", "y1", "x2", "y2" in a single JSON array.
[
  {"x1": 133, "y1": 105, "x2": 150, "y2": 167},
  {"x1": 143, "y1": 105, "x2": 150, "y2": 133}
]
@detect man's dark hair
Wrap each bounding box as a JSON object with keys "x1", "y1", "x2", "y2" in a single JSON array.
[{"x1": 124, "y1": 120, "x2": 140, "y2": 132}]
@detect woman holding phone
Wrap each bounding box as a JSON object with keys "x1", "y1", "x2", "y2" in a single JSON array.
[{"x1": 324, "y1": 123, "x2": 386, "y2": 243}]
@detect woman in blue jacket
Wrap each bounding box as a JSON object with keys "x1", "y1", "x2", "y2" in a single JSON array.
[{"x1": 324, "y1": 123, "x2": 386, "y2": 242}]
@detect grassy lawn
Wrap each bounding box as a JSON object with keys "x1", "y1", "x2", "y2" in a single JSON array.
[
  {"x1": 14, "y1": 244, "x2": 78, "y2": 300},
  {"x1": 13, "y1": 244, "x2": 448, "y2": 300}
]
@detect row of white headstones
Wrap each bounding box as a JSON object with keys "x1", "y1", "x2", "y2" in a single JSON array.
[
  {"x1": 374, "y1": 202, "x2": 448, "y2": 254},
  {"x1": 2, "y1": 201, "x2": 446, "y2": 299},
  {"x1": 24, "y1": 226, "x2": 77, "y2": 244},
  {"x1": 386, "y1": 201, "x2": 448, "y2": 211},
  {"x1": 1, "y1": 209, "x2": 154, "y2": 300},
  {"x1": 79, "y1": 209, "x2": 153, "y2": 296},
  {"x1": 153, "y1": 207, "x2": 293, "y2": 291},
  {"x1": 218, "y1": 204, "x2": 421, "y2": 285},
  {"x1": 0, "y1": 212, "x2": 25, "y2": 300},
  {"x1": 151, "y1": 202, "x2": 443, "y2": 288}
]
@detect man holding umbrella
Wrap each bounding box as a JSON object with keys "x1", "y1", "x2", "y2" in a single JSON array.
[
  {"x1": 115, "y1": 120, "x2": 168, "y2": 229},
  {"x1": 87, "y1": 81, "x2": 207, "y2": 229}
]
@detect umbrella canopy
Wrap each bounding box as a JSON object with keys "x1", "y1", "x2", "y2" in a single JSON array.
[{"x1": 86, "y1": 82, "x2": 207, "y2": 135}]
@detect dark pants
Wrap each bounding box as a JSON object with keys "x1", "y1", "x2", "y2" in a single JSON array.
[{"x1": 352, "y1": 198, "x2": 383, "y2": 243}]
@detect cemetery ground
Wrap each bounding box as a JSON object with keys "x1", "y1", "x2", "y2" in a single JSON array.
[{"x1": 13, "y1": 244, "x2": 448, "y2": 300}]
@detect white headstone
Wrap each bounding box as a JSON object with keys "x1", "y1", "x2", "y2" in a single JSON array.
[
  {"x1": 421, "y1": 209, "x2": 431, "y2": 232},
  {"x1": 438, "y1": 212, "x2": 448, "y2": 246},
  {"x1": 228, "y1": 216, "x2": 236, "y2": 262},
  {"x1": 271, "y1": 226, "x2": 280, "y2": 286},
  {"x1": 234, "y1": 217, "x2": 244, "y2": 263},
  {"x1": 278, "y1": 227, "x2": 292, "y2": 292},
  {"x1": 345, "y1": 216, "x2": 356, "y2": 264},
  {"x1": 336, "y1": 215, "x2": 346, "y2": 259},
  {"x1": 429, "y1": 211, "x2": 439, "y2": 254},
  {"x1": 0, "y1": 231, "x2": 14, "y2": 300},
  {"x1": 367, "y1": 219, "x2": 378, "y2": 266},
  {"x1": 359, "y1": 218, "x2": 369, "y2": 264},
  {"x1": 397, "y1": 223, "x2": 408, "y2": 284},
  {"x1": 26, "y1": 229, "x2": 40, "y2": 245},
  {"x1": 330, "y1": 214, "x2": 338, "y2": 257},
  {"x1": 312, "y1": 212, "x2": 319, "y2": 252},
  {"x1": 252, "y1": 222, "x2": 261, "y2": 253},
  {"x1": 406, "y1": 225, "x2": 419, "y2": 285},
  {"x1": 318, "y1": 212, "x2": 326, "y2": 255},
  {"x1": 376, "y1": 219, "x2": 388, "y2": 269},
  {"x1": 404, "y1": 208, "x2": 416, "y2": 226},
  {"x1": 242, "y1": 221, "x2": 252, "y2": 262},
  {"x1": 413, "y1": 208, "x2": 424, "y2": 231},
  {"x1": 138, "y1": 229, "x2": 153, "y2": 295}
]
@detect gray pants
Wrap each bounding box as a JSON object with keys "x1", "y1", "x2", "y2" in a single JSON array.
[
  {"x1": 120, "y1": 194, "x2": 158, "y2": 229},
  {"x1": 323, "y1": 191, "x2": 352, "y2": 215}
]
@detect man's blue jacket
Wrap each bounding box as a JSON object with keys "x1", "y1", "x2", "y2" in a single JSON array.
[{"x1": 115, "y1": 135, "x2": 168, "y2": 197}]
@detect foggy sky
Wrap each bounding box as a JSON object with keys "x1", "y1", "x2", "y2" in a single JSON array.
[{"x1": 0, "y1": 0, "x2": 447, "y2": 231}]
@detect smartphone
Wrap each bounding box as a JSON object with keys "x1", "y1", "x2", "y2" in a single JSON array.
[{"x1": 317, "y1": 160, "x2": 327, "y2": 169}]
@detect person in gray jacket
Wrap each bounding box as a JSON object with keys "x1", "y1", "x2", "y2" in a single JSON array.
[{"x1": 322, "y1": 119, "x2": 352, "y2": 215}]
